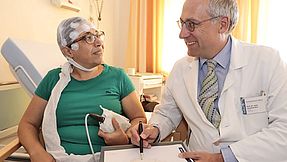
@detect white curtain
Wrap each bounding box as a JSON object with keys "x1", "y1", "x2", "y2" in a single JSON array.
[{"x1": 257, "y1": 0, "x2": 287, "y2": 63}]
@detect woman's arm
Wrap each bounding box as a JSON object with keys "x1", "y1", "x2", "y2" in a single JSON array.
[
  {"x1": 18, "y1": 95, "x2": 55, "y2": 162},
  {"x1": 121, "y1": 91, "x2": 147, "y2": 136}
]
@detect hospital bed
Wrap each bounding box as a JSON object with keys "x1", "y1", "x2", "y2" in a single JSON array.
[
  {"x1": 1, "y1": 38, "x2": 66, "y2": 96},
  {"x1": 0, "y1": 38, "x2": 66, "y2": 161}
]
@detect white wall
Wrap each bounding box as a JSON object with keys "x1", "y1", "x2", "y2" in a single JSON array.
[
  {"x1": 0, "y1": 0, "x2": 130, "y2": 83},
  {"x1": 0, "y1": 84, "x2": 30, "y2": 130}
]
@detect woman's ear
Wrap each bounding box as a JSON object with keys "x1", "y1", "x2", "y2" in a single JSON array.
[
  {"x1": 61, "y1": 47, "x2": 73, "y2": 58},
  {"x1": 218, "y1": 16, "x2": 229, "y2": 33}
]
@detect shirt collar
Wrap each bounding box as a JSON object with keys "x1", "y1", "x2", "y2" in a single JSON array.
[{"x1": 199, "y1": 36, "x2": 232, "y2": 69}]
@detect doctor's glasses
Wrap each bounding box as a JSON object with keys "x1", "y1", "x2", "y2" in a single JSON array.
[{"x1": 177, "y1": 16, "x2": 220, "y2": 32}]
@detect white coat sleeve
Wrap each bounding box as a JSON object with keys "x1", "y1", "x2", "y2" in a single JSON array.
[{"x1": 148, "y1": 76, "x2": 183, "y2": 140}]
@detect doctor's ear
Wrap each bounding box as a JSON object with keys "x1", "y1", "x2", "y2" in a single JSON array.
[{"x1": 218, "y1": 16, "x2": 229, "y2": 33}]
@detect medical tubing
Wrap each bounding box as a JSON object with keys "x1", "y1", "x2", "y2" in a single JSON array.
[{"x1": 84, "y1": 114, "x2": 97, "y2": 162}]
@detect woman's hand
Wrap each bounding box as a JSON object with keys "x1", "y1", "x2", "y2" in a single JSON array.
[
  {"x1": 98, "y1": 118, "x2": 129, "y2": 145},
  {"x1": 30, "y1": 150, "x2": 55, "y2": 162}
]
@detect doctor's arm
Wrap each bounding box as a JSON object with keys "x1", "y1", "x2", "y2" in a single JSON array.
[
  {"x1": 148, "y1": 84, "x2": 183, "y2": 141},
  {"x1": 18, "y1": 95, "x2": 55, "y2": 162}
]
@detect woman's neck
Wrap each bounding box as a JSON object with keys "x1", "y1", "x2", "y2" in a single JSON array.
[{"x1": 71, "y1": 64, "x2": 103, "y2": 80}]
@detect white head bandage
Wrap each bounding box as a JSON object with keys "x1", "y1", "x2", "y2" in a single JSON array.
[
  {"x1": 57, "y1": 17, "x2": 99, "y2": 72},
  {"x1": 57, "y1": 17, "x2": 96, "y2": 49}
]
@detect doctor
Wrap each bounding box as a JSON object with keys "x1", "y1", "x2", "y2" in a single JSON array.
[{"x1": 131, "y1": 0, "x2": 287, "y2": 162}]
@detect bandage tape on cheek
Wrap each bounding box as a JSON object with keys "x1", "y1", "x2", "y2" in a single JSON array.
[{"x1": 71, "y1": 43, "x2": 79, "y2": 50}]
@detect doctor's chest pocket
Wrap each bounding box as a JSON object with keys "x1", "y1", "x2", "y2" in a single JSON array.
[{"x1": 240, "y1": 94, "x2": 269, "y2": 135}]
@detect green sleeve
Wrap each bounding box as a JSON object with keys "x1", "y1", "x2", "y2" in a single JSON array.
[
  {"x1": 119, "y1": 68, "x2": 135, "y2": 100},
  {"x1": 34, "y1": 68, "x2": 61, "y2": 100}
]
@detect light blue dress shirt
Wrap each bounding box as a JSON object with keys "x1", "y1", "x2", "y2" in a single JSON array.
[{"x1": 198, "y1": 36, "x2": 238, "y2": 162}]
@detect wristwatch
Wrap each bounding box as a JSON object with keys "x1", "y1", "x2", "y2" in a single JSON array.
[{"x1": 151, "y1": 124, "x2": 161, "y2": 143}]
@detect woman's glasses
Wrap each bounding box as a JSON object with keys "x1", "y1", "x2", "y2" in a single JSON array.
[{"x1": 67, "y1": 31, "x2": 105, "y2": 48}]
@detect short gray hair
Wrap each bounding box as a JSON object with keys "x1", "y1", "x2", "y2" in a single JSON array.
[{"x1": 207, "y1": 0, "x2": 239, "y2": 33}]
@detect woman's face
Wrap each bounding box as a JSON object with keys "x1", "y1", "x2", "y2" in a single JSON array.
[{"x1": 68, "y1": 29, "x2": 105, "y2": 69}]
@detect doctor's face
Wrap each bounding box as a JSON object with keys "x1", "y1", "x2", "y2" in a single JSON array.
[
  {"x1": 69, "y1": 29, "x2": 105, "y2": 69},
  {"x1": 179, "y1": 0, "x2": 222, "y2": 59}
]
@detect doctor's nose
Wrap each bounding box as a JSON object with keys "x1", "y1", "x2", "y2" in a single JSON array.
[{"x1": 179, "y1": 24, "x2": 191, "y2": 39}]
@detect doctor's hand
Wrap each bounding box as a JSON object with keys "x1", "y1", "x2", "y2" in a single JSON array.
[
  {"x1": 178, "y1": 151, "x2": 223, "y2": 162},
  {"x1": 98, "y1": 118, "x2": 129, "y2": 145},
  {"x1": 130, "y1": 123, "x2": 159, "y2": 148}
]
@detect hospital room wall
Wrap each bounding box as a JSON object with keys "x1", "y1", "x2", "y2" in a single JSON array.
[{"x1": 0, "y1": 0, "x2": 130, "y2": 83}]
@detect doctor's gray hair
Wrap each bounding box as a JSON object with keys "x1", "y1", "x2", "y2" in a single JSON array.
[{"x1": 207, "y1": 0, "x2": 239, "y2": 33}]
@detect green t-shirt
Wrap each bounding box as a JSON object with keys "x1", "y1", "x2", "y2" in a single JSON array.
[{"x1": 35, "y1": 64, "x2": 134, "y2": 155}]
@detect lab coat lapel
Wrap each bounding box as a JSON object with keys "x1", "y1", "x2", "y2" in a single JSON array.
[
  {"x1": 220, "y1": 37, "x2": 248, "y2": 125},
  {"x1": 183, "y1": 58, "x2": 212, "y2": 124},
  {"x1": 221, "y1": 37, "x2": 248, "y2": 94},
  {"x1": 183, "y1": 57, "x2": 198, "y2": 102}
]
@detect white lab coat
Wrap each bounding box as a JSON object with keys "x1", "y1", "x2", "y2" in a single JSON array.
[{"x1": 149, "y1": 37, "x2": 287, "y2": 162}]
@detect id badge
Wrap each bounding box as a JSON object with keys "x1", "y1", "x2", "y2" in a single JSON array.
[{"x1": 240, "y1": 92, "x2": 267, "y2": 115}]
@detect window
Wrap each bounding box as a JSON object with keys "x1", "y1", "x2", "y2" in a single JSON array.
[
  {"x1": 257, "y1": 0, "x2": 287, "y2": 63},
  {"x1": 161, "y1": 0, "x2": 185, "y2": 73},
  {"x1": 161, "y1": 1, "x2": 287, "y2": 73}
]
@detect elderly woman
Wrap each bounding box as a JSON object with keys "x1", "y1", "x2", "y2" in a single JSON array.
[{"x1": 18, "y1": 17, "x2": 146, "y2": 162}]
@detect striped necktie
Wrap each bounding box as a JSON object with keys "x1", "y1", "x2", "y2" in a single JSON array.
[{"x1": 198, "y1": 59, "x2": 221, "y2": 128}]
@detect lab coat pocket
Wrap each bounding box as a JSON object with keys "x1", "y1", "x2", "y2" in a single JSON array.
[
  {"x1": 241, "y1": 94, "x2": 268, "y2": 135},
  {"x1": 243, "y1": 112, "x2": 268, "y2": 135}
]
